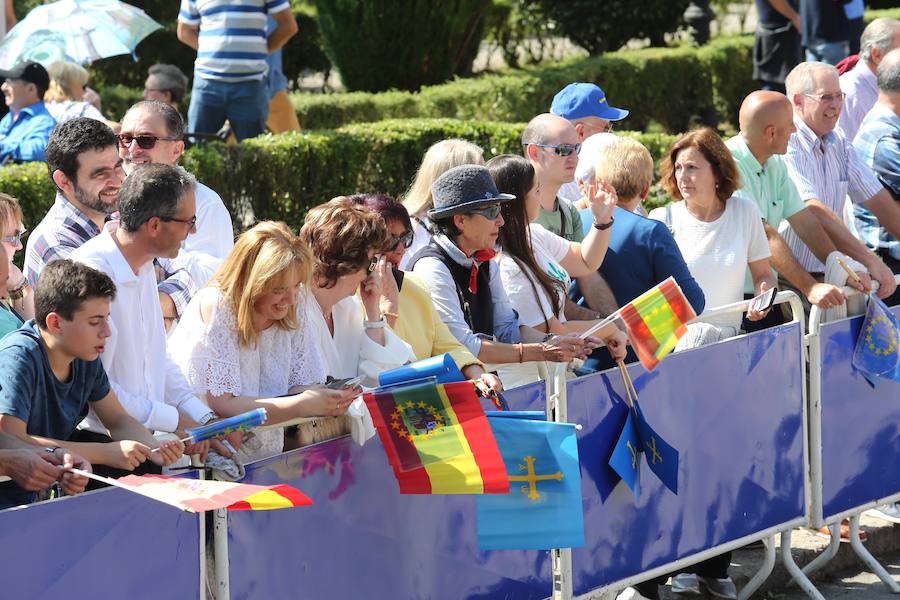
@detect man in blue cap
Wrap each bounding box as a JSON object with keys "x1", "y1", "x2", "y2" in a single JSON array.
[{"x1": 551, "y1": 82, "x2": 629, "y2": 204}]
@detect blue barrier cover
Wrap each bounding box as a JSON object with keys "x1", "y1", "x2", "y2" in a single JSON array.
[
  {"x1": 0, "y1": 486, "x2": 200, "y2": 599},
  {"x1": 820, "y1": 306, "x2": 900, "y2": 520},
  {"x1": 228, "y1": 380, "x2": 548, "y2": 600},
  {"x1": 568, "y1": 323, "x2": 806, "y2": 594}
]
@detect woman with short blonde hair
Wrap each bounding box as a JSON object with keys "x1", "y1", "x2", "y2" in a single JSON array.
[
  {"x1": 169, "y1": 221, "x2": 357, "y2": 462},
  {"x1": 44, "y1": 61, "x2": 107, "y2": 124},
  {"x1": 399, "y1": 138, "x2": 484, "y2": 268}
]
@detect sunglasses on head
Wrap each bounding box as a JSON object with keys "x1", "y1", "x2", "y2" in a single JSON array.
[
  {"x1": 526, "y1": 142, "x2": 582, "y2": 157},
  {"x1": 386, "y1": 230, "x2": 414, "y2": 252},
  {"x1": 117, "y1": 133, "x2": 180, "y2": 150},
  {"x1": 467, "y1": 204, "x2": 502, "y2": 220}
]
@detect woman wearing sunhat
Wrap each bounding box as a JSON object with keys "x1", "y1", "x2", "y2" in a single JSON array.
[{"x1": 408, "y1": 164, "x2": 605, "y2": 384}]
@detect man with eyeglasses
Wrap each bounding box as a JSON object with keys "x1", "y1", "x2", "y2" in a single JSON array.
[
  {"x1": 781, "y1": 61, "x2": 899, "y2": 300},
  {"x1": 118, "y1": 100, "x2": 234, "y2": 292},
  {"x1": 25, "y1": 118, "x2": 196, "y2": 328},
  {"x1": 550, "y1": 82, "x2": 629, "y2": 205},
  {"x1": 0, "y1": 61, "x2": 56, "y2": 164},
  {"x1": 69, "y1": 164, "x2": 221, "y2": 462}
]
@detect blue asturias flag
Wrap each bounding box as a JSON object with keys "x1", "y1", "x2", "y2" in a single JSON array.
[
  {"x1": 476, "y1": 414, "x2": 584, "y2": 550},
  {"x1": 634, "y1": 403, "x2": 679, "y2": 494},
  {"x1": 608, "y1": 410, "x2": 642, "y2": 500},
  {"x1": 852, "y1": 295, "x2": 900, "y2": 386}
]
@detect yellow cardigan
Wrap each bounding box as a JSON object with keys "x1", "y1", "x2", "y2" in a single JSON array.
[{"x1": 392, "y1": 271, "x2": 483, "y2": 372}]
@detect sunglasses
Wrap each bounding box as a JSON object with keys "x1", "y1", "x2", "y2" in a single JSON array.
[
  {"x1": 386, "y1": 230, "x2": 414, "y2": 252},
  {"x1": 117, "y1": 133, "x2": 181, "y2": 150},
  {"x1": 0, "y1": 229, "x2": 26, "y2": 245},
  {"x1": 467, "y1": 204, "x2": 503, "y2": 220},
  {"x1": 159, "y1": 215, "x2": 197, "y2": 228},
  {"x1": 526, "y1": 142, "x2": 582, "y2": 157}
]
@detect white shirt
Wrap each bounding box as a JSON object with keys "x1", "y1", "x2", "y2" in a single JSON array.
[
  {"x1": 782, "y1": 116, "x2": 883, "y2": 272},
  {"x1": 649, "y1": 196, "x2": 770, "y2": 330},
  {"x1": 837, "y1": 60, "x2": 878, "y2": 142},
  {"x1": 170, "y1": 182, "x2": 234, "y2": 288},
  {"x1": 499, "y1": 223, "x2": 571, "y2": 328},
  {"x1": 400, "y1": 216, "x2": 432, "y2": 271},
  {"x1": 302, "y1": 293, "x2": 414, "y2": 388},
  {"x1": 70, "y1": 223, "x2": 211, "y2": 432},
  {"x1": 168, "y1": 287, "x2": 327, "y2": 460},
  {"x1": 45, "y1": 101, "x2": 105, "y2": 124}
]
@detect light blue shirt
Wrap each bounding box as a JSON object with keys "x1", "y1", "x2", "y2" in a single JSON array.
[{"x1": 0, "y1": 101, "x2": 56, "y2": 163}]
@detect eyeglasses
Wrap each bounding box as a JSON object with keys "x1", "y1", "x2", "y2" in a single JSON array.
[
  {"x1": 0, "y1": 229, "x2": 26, "y2": 245},
  {"x1": 527, "y1": 143, "x2": 582, "y2": 157},
  {"x1": 804, "y1": 92, "x2": 846, "y2": 104},
  {"x1": 159, "y1": 215, "x2": 197, "y2": 228},
  {"x1": 467, "y1": 204, "x2": 503, "y2": 220},
  {"x1": 117, "y1": 133, "x2": 181, "y2": 150},
  {"x1": 386, "y1": 230, "x2": 414, "y2": 252}
]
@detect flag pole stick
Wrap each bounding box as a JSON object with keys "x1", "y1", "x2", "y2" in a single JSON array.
[
  {"x1": 837, "y1": 257, "x2": 869, "y2": 293},
  {"x1": 67, "y1": 467, "x2": 191, "y2": 511},
  {"x1": 616, "y1": 361, "x2": 636, "y2": 409}
]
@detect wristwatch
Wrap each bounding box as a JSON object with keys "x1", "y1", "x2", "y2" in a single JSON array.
[
  {"x1": 198, "y1": 411, "x2": 218, "y2": 426},
  {"x1": 592, "y1": 215, "x2": 615, "y2": 231},
  {"x1": 7, "y1": 278, "x2": 28, "y2": 301}
]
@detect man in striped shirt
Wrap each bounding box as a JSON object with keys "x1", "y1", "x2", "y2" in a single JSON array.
[
  {"x1": 176, "y1": 0, "x2": 298, "y2": 141},
  {"x1": 781, "y1": 61, "x2": 899, "y2": 299}
]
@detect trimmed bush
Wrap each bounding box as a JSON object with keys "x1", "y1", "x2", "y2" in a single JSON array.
[
  {"x1": 315, "y1": 0, "x2": 490, "y2": 92},
  {"x1": 291, "y1": 35, "x2": 755, "y2": 132},
  {"x1": 0, "y1": 119, "x2": 677, "y2": 232}
]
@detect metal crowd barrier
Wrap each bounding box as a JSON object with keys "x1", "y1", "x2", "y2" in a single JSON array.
[
  {"x1": 783, "y1": 275, "x2": 900, "y2": 599},
  {"x1": 6, "y1": 283, "x2": 900, "y2": 599}
]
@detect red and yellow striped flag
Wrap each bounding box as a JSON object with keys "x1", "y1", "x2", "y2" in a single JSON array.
[
  {"x1": 115, "y1": 474, "x2": 313, "y2": 512},
  {"x1": 619, "y1": 277, "x2": 696, "y2": 371},
  {"x1": 364, "y1": 381, "x2": 509, "y2": 494}
]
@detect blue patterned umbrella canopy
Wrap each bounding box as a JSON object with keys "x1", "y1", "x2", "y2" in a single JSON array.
[{"x1": 0, "y1": 0, "x2": 161, "y2": 69}]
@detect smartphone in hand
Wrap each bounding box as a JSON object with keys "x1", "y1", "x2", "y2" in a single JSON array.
[
  {"x1": 326, "y1": 376, "x2": 361, "y2": 390},
  {"x1": 749, "y1": 287, "x2": 777, "y2": 313}
]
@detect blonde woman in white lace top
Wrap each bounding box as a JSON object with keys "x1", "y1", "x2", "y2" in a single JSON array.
[{"x1": 168, "y1": 221, "x2": 358, "y2": 462}]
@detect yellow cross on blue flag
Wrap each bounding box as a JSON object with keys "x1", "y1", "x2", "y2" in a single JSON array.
[
  {"x1": 476, "y1": 412, "x2": 584, "y2": 550},
  {"x1": 634, "y1": 402, "x2": 679, "y2": 494},
  {"x1": 608, "y1": 410, "x2": 642, "y2": 500},
  {"x1": 852, "y1": 295, "x2": 900, "y2": 387}
]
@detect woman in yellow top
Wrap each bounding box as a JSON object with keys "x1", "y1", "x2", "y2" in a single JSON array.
[{"x1": 350, "y1": 193, "x2": 503, "y2": 395}]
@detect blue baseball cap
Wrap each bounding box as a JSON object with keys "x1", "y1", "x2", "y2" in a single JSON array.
[{"x1": 550, "y1": 83, "x2": 629, "y2": 122}]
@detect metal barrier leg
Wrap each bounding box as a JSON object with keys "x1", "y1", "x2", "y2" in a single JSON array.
[
  {"x1": 737, "y1": 535, "x2": 775, "y2": 600},
  {"x1": 550, "y1": 363, "x2": 574, "y2": 600},
  {"x1": 848, "y1": 513, "x2": 900, "y2": 593},
  {"x1": 553, "y1": 548, "x2": 573, "y2": 600},
  {"x1": 780, "y1": 530, "x2": 826, "y2": 600},
  {"x1": 213, "y1": 507, "x2": 230, "y2": 599},
  {"x1": 791, "y1": 522, "x2": 840, "y2": 583}
]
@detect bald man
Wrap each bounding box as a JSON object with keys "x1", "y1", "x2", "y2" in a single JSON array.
[{"x1": 726, "y1": 90, "x2": 866, "y2": 310}]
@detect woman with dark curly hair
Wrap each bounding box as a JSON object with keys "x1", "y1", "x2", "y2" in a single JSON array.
[{"x1": 300, "y1": 197, "x2": 415, "y2": 389}]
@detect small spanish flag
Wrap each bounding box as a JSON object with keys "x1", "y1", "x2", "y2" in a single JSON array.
[
  {"x1": 114, "y1": 475, "x2": 313, "y2": 512},
  {"x1": 364, "y1": 380, "x2": 509, "y2": 494},
  {"x1": 619, "y1": 277, "x2": 696, "y2": 371}
]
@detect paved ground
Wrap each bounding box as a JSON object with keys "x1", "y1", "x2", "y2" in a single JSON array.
[{"x1": 776, "y1": 550, "x2": 900, "y2": 599}]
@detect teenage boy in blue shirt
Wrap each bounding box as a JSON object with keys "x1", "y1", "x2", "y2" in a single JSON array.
[{"x1": 0, "y1": 260, "x2": 183, "y2": 509}]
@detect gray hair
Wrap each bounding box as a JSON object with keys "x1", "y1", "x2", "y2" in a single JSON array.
[
  {"x1": 118, "y1": 163, "x2": 196, "y2": 232},
  {"x1": 124, "y1": 100, "x2": 185, "y2": 139},
  {"x1": 785, "y1": 62, "x2": 838, "y2": 98},
  {"x1": 147, "y1": 64, "x2": 189, "y2": 103},
  {"x1": 574, "y1": 133, "x2": 618, "y2": 184},
  {"x1": 877, "y1": 47, "x2": 900, "y2": 93},
  {"x1": 860, "y1": 18, "x2": 900, "y2": 63}
]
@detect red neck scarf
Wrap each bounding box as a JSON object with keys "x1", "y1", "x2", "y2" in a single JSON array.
[{"x1": 468, "y1": 249, "x2": 496, "y2": 294}]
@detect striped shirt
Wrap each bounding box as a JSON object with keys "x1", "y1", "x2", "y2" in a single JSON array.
[
  {"x1": 781, "y1": 116, "x2": 883, "y2": 273},
  {"x1": 25, "y1": 192, "x2": 196, "y2": 316},
  {"x1": 178, "y1": 0, "x2": 290, "y2": 82},
  {"x1": 852, "y1": 102, "x2": 900, "y2": 261}
]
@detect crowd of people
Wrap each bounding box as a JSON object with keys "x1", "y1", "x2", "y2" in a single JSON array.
[{"x1": 0, "y1": 3, "x2": 896, "y2": 600}]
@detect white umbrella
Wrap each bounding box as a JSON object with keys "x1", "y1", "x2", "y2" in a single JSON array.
[{"x1": 0, "y1": 0, "x2": 162, "y2": 69}]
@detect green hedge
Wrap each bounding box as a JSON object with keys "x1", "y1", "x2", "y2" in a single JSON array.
[
  {"x1": 0, "y1": 119, "x2": 677, "y2": 231},
  {"x1": 290, "y1": 35, "x2": 754, "y2": 133}
]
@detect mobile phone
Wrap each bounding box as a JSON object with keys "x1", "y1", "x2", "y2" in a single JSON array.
[
  {"x1": 749, "y1": 287, "x2": 777, "y2": 313},
  {"x1": 326, "y1": 376, "x2": 361, "y2": 390}
]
